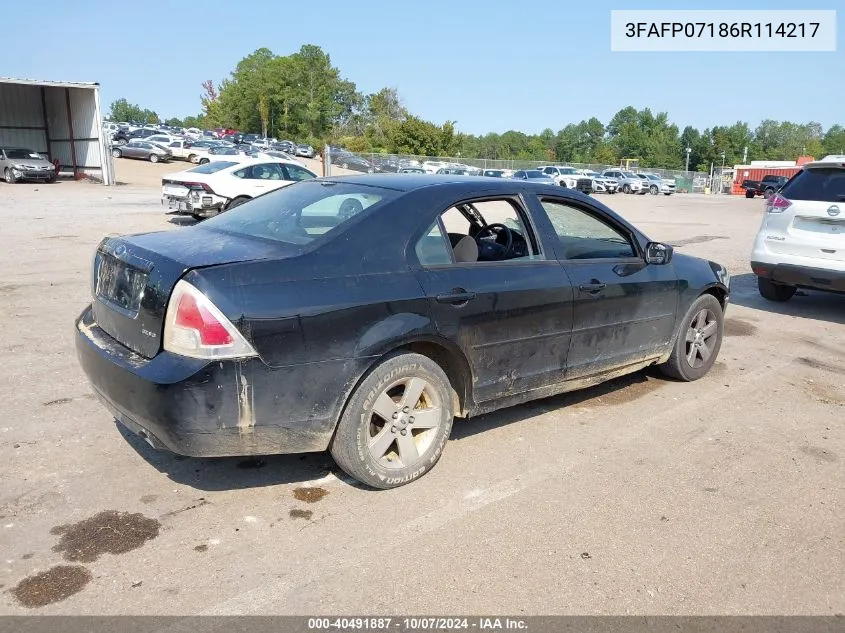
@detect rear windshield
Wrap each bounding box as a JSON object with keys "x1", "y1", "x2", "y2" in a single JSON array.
[
  {"x1": 188, "y1": 161, "x2": 238, "y2": 174},
  {"x1": 201, "y1": 181, "x2": 399, "y2": 246},
  {"x1": 781, "y1": 168, "x2": 845, "y2": 202}
]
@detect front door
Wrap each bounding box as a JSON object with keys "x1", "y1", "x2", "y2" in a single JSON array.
[
  {"x1": 535, "y1": 197, "x2": 678, "y2": 380},
  {"x1": 411, "y1": 196, "x2": 574, "y2": 404}
]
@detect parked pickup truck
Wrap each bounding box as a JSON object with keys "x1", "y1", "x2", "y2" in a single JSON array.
[{"x1": 742, "y1": 174, "x2": 790, "y2": 199}]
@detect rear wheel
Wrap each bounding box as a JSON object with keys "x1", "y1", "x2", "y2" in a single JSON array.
[
  {"x1": 659, "y1": 294, "x2": 723, "y2": 382},
  {"x1": 199, "y1": 158, "x2": 210, "y2": 165},
  {"x1": 763, "y1": 188, "x2": 775, "y2": 199},
  {"x1": 330, "y1": 353, "x2": 453, "y2": 489},
  {"x1": 757, "y1": 277, "x2": 796, "y2": 302},
  {"x1": 745, "y1": 189, "x2": 755, "y2": 198},
  {"x1": 226, "y1": 196, "x2": 250, "y2": 210}
]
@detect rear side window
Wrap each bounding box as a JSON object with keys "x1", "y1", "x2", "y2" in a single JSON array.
[
  {"x1": 781, "y1": 168, "x2": 845, "y2": 202},
  {"x1": 188, "y1": 161, "x2": 237, "y2": 174}
]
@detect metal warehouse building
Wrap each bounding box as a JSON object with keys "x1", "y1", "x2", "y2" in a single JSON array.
[{"x1": 0, "y1": 77, "x2": 113, "y2": 185}]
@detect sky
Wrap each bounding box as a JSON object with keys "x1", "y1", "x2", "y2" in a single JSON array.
[{"x1": 3, "y1": 0, "x2": 842, "y2": 136}]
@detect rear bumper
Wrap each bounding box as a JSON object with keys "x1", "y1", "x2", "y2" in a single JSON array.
[
  {"x1": 75, "y1": 306, "x2": 338, "y2": 457},
  {"x1": 751, "y1": 260, "x2": 845, "y2": 294},
  {"x1": 161, "y1": 193, "x2": 226, "y2": 217}
]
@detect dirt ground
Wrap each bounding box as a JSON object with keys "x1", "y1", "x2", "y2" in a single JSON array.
[{"x1": 0, "y1": 169, "x2": 842, "y2": 615}]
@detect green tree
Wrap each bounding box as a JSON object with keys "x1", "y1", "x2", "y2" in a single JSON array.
[{"x1": 108, "y1": 98, "x2": 158, "y2": 124}]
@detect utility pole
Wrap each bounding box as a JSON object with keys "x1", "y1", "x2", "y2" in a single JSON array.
[
  {"x1": 685, "y1": 147, "x2": 691, "y2": 172},
  {"x1": 743, "y1": 145, "x2": 748, "y2": 163}
]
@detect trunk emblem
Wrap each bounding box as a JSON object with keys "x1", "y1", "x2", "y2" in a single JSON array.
[{"x1": 828, "y1": 205, "x2": 841, "y2": 217}]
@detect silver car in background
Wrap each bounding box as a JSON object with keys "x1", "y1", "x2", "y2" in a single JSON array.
[
  {"x1": 0, "y1": 147, "x2": 57, "y2": 183},
  {"x1": 111, "y1": 140, "x2": 172, "y2": 163}
]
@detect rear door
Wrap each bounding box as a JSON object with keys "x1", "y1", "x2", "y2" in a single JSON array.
[
  {"x1": 529, "y1": 195, "x2": 678, "y2": 380},
  {"x1": 768, "y1": 166, "x2": 845, "y2": 263},
  {"x1": 410, "y1": 193, "x2": 574, "y2": 403}
]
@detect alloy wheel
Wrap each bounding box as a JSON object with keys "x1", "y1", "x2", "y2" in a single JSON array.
[
  {"x1": 684, "y1": 308, "x2": 718, "y2": 368},
  {"x1": 366, "y1": 377, "x2": 443, "y2": 470}
]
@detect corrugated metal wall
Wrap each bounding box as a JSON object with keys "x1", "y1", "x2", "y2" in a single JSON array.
[
  {"x1": 0, "y1": 83, "x2": 48, "y2": 153},
  {"x1": 0, "y1": 80, "x2": 108, "y2": 183}
]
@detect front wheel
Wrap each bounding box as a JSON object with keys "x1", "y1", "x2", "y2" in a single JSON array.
[
  {"x1": 198, "y1": 158, "x2": 210, "y2": 165},
  {"x1": 650, "y1": 185, "x2": 659, "y2": 195},
  {"x1": 4, "y1": 168, "x2": 18, "y2": 184},
  {"x1": 111, "y1": 148, "x2": 122, "y2": 158},
  {"x1": 622, "y1": 184, "x2": 631, "y2": 194},
  {"x1": 659, "y1": 294, "x2": 724, "y2": 382},
  {"x1": 330, "y1": 353, "x2": 454, "y2": 489},
  {"x1": 149, "y1": 154, "x2": 159, "y2": 163},
  {"x1": 757, "y1": 277, "x2": 796, "y2": 302},
  {"x1": 763, "y1": 188, "x2": 774, "y2": 199}
]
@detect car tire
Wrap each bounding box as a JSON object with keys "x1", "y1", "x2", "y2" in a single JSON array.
[
  {"x1": 190, "y1": 213, "x2": 204, "y2": 221},
  {"x1": 745, "y1": 190, "x2": 755, "y2": 198},
  {"x1": 330, "y1": 352, "x2": 454, "y2": 489},
  {"x1": 46, "y1": 175, "x2": 57, "y2": 184},
  {"x1": 622, "y1": 184, "x2": 631, "y2": 194},
  {"x1": 341, "y1": 162, "x2": 349, "y2": 170},
  {"x1": 4, "y1": 168, "x2": 18, "y2": 184},
  {"x1": 226, "y1": 196, "x2": 250, "y2": 210},
  {"x1": 149, "y1": 154, "x2": 159, "y2": 163},
  {"x1": 111, "y1": 148, "x2": 122, "y2": 158},
  {"x1": 199, "y1": 158, "x2": 209, "y2": 165},
  {"x1": 757, "y1": 277, "x2": 796, "y2": 302},
  {"x1": 664, "y1": 193, "x2": 672, "y2": 196},
  {"x1": 763, "y1": 188, "x2": 774, "y2": 199},
  {"x1": 659, "y1": 294, "x2": 724, "y2": 382},
  {"x1": 188, "y1": 154, "x2": 197, "y2": 163},
  {"x1": 650, "y1": 185, "x2": 659, "y2": 195}
]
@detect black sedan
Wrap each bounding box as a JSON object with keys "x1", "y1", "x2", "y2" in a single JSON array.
[
  {"x1": 334, "y1": 152, "x2": 374, "y2": 173},
  {"x1": 75, "y1": 175, "x2": 730, "y2": 489}
]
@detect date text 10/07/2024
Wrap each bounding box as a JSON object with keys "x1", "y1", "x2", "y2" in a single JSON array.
[
  {"x1": 625, "y1": 22, "x2": 820, "y2": 39},
  {"x1": 307, "y1": 617, "x2": 528, "y2": 630}
]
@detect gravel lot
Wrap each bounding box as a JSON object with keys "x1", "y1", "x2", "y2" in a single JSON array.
[{"x1": 1, "y1": 166, "x2": 843, "y2": 615}]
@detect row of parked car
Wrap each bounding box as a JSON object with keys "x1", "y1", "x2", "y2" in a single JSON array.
[{"x1": 329, "y1": 154, "x2": 677, "y2": 196}]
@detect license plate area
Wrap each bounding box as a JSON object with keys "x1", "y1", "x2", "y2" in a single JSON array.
[
  {"x1": 793, "y1": 217, "x2": 845, "y2": 237},
  {"x1": 95, "y1": 253, "x2": 148, "y2": 316},
  {"x1": 163, "y1": 184, "x2": 189, "y2": 197}
]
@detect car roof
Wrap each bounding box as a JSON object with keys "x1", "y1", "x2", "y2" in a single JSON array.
[
  {"x1": 805, "y1": 155, "x2": 845, "y2": 169},
  {"x1": 320, "y1": 173, "x2": 568, "y2": 192}
]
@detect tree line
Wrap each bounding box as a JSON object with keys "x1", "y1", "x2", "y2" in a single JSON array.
[{"x1": 108, "y1": 45, "x2": 845, "y2": 172}]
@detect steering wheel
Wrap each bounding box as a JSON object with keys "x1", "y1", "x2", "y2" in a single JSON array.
[{"x1": 475, "y1": 223, "x2": 514, "y2": 260}]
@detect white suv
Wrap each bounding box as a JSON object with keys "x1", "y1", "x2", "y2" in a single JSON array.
[{"x1": 750, "y1": 155, "x2": 845, "y2": 301}]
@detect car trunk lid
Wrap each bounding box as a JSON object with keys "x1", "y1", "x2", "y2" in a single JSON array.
[{"x1": 91, "y1": 227, "x2": 299, "y2": 358}]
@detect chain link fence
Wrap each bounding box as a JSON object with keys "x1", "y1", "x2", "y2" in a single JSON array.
[{"x1": 324, "y1": 148, "x2": 711, "y2": 193}]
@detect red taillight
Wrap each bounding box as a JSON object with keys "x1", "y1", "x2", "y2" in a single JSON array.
[
  {"x1": 765, "y1": 193, "x2": 792, "y2": 213},
  {"x1": 163, "y1": 280, "x2": 256, "y2": 359},
  {"x1": 174, "y1": 292, "x2": 233, "y2": 346},
  {"x1": 180, "y1": 181, "x2": 213, "y2": 193}
]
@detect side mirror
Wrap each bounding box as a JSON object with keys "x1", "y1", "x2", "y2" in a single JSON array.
[{"x1": 645, "y1": 242, "x2": 673, "y2": 265}]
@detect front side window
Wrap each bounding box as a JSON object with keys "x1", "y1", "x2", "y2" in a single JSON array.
[
  {"x1": 283, "y1": 164, "x2": 317, "y2": 182},
  {"x1": 414, "y1": 199, "x2": 543, "y2": 266},
  {"x1": 540, "y1": 199, "x2": 636, "y2": 260}
]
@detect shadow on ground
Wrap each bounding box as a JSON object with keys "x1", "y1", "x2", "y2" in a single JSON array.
[
  {"x1": 729, "y1": 272, "x2": 845, "y2": 325},
  {"x1": 119, "y1": 367, "x2": 673, "y2": 491}
]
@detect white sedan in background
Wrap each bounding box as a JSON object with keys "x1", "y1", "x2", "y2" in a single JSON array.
[{"x1": 161, "y1": 158, "x2": 317, "y2": 220}]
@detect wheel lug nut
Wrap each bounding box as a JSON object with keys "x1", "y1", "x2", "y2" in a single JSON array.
[
  {"x1": 400, "y1": 429, "x2": 407, "y2": 436},
  {"x1": 392, "y1": 412, "x2": 398, "y2": 419},
  {"x1": 391, "y1": 425, "x2": 397, "y2": 433},
  {"x1": 409, "y1": 416, "x2": 414, "y2": 423}
]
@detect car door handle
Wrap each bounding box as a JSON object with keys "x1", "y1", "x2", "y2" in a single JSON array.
[
  {"x1": 436, "y1": 291, "x2": 477, "y2": 304},
  {"x1": 578, "y1": 282, "x2": 606, "y2": 294}
]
